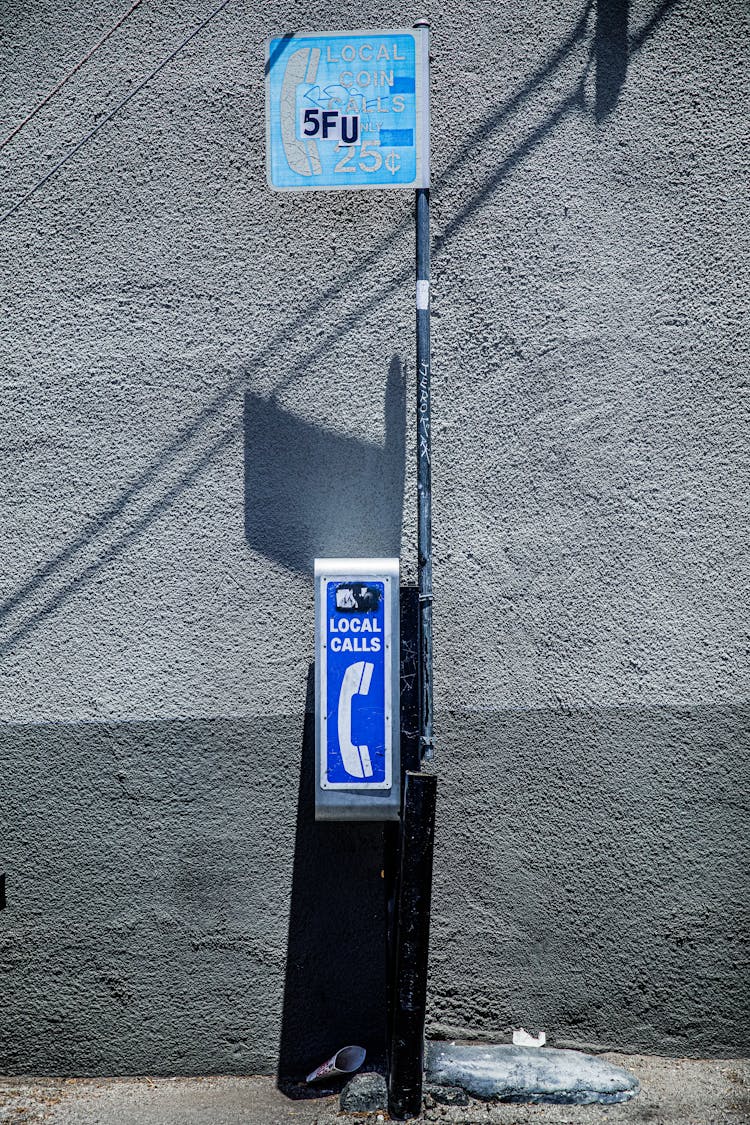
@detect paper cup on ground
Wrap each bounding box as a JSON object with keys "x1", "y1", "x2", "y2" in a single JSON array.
[{"x1": 306, "y1": 1045, "x2": 366, "y2": 1083}]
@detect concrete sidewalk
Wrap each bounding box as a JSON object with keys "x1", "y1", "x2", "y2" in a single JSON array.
[{"x1": 0, "y1": 1055, "x2": 747, "y2": 1125}]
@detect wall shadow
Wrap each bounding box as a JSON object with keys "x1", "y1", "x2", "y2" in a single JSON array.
[
  {"x1": 1, "y1": 698, "x2": 745, "y2": 1072},
  {"x1": 245, "y1": 356, "x2": 406, "y2": 574},
  {"x1": 596, "y1": 0, "x2": 630, "y2": 119},
  {"x1": 428, "y1": 701, "x2": 750, "y2": 1057},
  {"x1": 276, "y1": 665, "x2": 388, "y2": 1092}
]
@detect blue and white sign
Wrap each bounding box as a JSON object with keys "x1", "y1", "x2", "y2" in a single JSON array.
[
  {"x1": 315, "y1": 559, "x2": 400, "y2": 821},
  {"x1": 265, "y1": 28, "x2": 429, "y2": 192}
]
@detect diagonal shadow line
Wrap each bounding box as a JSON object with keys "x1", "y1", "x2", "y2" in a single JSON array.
[
  {"x1": 0, "y1": 382, "x2": 237, "y2": 622},
  {"x1": 270, "y1": 0, "x2": 597, "y2": 400},
  {"x1": 0, "y1": 0, "x2": 234, "y2": 226},
  {"x1": 0, "y1": 425, "x2": 240, "y2": 657},
  {"x1": 0, "y1": 3, "x2": 595, "y2": 630},
  {"x1": 264, "y1": 33, "x2": 298, "y2": 77},
  {"x1": 0, "y1": 0, "x2": 680, "y2": 655},
  {"x1": 437, "y1": 0, "x2": 594, "y2": 185},
  {"x1": 437, "y1": 84, "x2": 586, "y2": 251},
  {"x1": 628, "y1": 0, "x2": 681, "y2": 51},
  {"x1": 437, "y1": 0, "x2": 683, "y2": 248}
]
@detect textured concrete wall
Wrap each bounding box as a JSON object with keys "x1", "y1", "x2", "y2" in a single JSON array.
[{"x1": 1, "y1": 0, "x2": 748, "y2": 1075}]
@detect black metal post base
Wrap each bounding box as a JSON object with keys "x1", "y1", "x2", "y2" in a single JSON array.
[{"x1": 387, "y1": 770, "x2": 437, "y2": 1119}]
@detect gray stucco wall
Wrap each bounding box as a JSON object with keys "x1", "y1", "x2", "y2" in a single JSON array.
[{"x1": 1, "y1": 0, "x2": 748, "y2": 1075}]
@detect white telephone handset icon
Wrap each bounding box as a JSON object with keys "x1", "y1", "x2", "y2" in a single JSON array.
[
  {"x1": 280, "y1": 47, "x2": 322, "y2": 177},
  {"x1": 337, "y1": 661, "x2": 375, "y2": 779}
]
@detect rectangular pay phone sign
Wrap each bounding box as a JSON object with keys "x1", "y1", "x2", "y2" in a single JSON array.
[
  {"x1": 265, "y1": 28, "x2": 428, "y2": 192},
  {"x1": 315, "y1": 559, "x2": 400, "y2": 821}
]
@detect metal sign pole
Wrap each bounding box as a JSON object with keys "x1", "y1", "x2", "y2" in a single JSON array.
[
  {"x1": 386, "y1": 19, "x2": 436, "y2": 1120},
  {"x1": 414, "y1": 17, "x2": 433, "y2": 765}
]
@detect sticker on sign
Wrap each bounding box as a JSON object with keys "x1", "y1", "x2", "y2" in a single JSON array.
[{"x1": 265, "y1": 27, "x2": 429, "y2": 192}]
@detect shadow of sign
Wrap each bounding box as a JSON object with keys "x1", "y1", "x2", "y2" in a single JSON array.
[
  {"x1": 595, "y1": 0, "x2": 630, "y2": 120},
  {"x1": 244, "y1": 357, "x2": 406, "y2": 574}
]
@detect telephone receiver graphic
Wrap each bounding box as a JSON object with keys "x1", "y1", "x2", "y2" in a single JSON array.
[
  {"x1": 337, "y1": 661, "x2": 375, "y2": 779},
  {"x1": 281, "y1": 46, "x2": 322, "y2": 177}
]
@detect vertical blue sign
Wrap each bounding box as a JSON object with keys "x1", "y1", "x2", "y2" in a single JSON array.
[
  {"x1": 322, "y1": 578, "x2": 392, "y2": 789},
  {"x1": 265, "y1": 28, "x2": 428, "y2": 191}
]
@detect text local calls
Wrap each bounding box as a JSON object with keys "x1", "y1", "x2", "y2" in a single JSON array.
[{"x1": 328, "y1": 614, "x2": 382, "y2": 653}]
